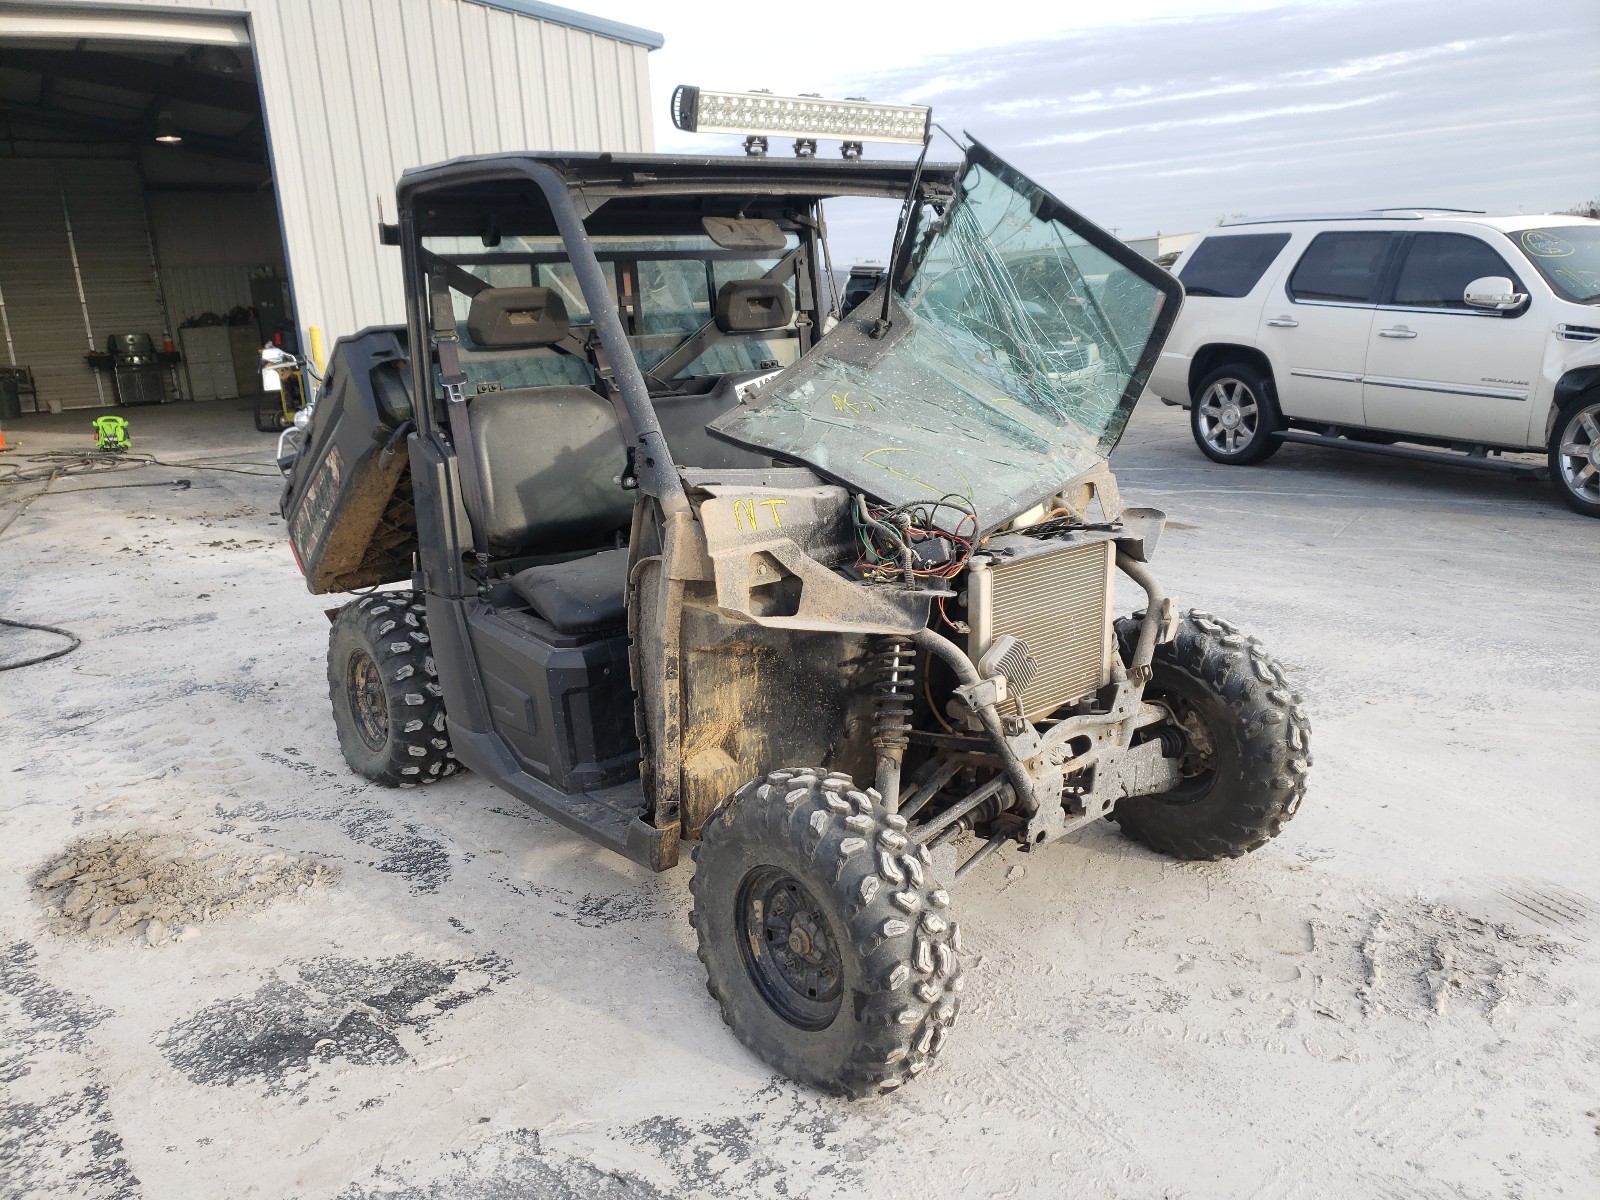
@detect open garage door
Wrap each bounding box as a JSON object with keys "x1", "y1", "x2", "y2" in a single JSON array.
[{"x1": 0, "y1": 8, "x2": 291, "y2": 420}]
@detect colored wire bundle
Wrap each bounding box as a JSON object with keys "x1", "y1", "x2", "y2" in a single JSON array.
[{"x1": 851, "y1": 493, "x2": 978, "y2": 585}]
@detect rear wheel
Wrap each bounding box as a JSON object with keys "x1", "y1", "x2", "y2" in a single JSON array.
[
  {"x1": 1549, "y1": 394, "x2": 1600, "y2": 517},
  {"x1": 1113, "y1": 612, "x2": 1309, "y2": 859},
  {"x1": 1191, "y1": 363, "x2": 1283, "y2": 465},
  {"x1": 691, "y1": 768, "x2": 962, "y2": 1097},
  {"x1": 327, "y1": 591, "x2": 458, "y2": 787},
  {"x1": 254, "y1": 392, "x2": 285, "y2": 432}
]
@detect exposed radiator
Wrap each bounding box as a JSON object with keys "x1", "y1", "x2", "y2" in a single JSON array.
[{"x1": 969, "y1": 540, "x2": 1113, "y2": 719}]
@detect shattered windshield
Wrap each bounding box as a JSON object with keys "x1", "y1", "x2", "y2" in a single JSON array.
[{"x1": 708, "y1": 141, "x2": 1181, "y2": 532}]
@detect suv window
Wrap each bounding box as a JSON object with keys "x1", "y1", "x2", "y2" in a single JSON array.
[
  {"x1": 1288, "y1": 231, "x2": 1396, "y2": 304},
  {"x1": 1178, "y1": 233, "x2": 1290, "y2": 298},
  {"x1": 1392, "y1": 233, "x2": 1520, "y2": 310}
]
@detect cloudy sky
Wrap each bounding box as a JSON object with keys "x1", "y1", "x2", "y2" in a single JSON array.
[{"x1": 584, "y1": 0, "x2": 1599, "y2": 263}]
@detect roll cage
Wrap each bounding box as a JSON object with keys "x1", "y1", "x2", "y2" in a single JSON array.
[{"x1": 394, "y1": 152, "x2": 961, "y2": 583}]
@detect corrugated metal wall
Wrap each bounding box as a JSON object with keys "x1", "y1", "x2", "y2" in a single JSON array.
[
  {"x1": 0, "y1": 161, "x2": 96, "y2": 409},
  {"x1": 159, "y1": 265, "x2": 255, "y2": 328},
  {"x1": 0, "y1": 160, "x2": 166, "y2": 409},
  {"x1": 132, "y1": 0, "x2": 655, "y2": 350},
  {"x1": 56, "y1": 160, "x2": 168, "y2": 357}
]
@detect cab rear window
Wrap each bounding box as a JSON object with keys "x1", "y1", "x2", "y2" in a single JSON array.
[{"x1": 1178, "y1": 233, "x2": 1290, "y2": 298}]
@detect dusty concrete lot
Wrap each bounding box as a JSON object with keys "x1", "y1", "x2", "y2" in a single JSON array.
[{"x1": 3, "y1": 397, "x2": 1597, "y2": 1199}]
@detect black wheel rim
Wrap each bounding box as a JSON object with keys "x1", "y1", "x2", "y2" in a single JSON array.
[
  {"x1": 735, "y1": 866, "x2": 844, "y2": 1031},
  {"x1": 1145, "y1": 684, "x2": 1225, "y2": 805},
  {"x1": 346, "y1": 648, "x2": 389, "y2": 751}
]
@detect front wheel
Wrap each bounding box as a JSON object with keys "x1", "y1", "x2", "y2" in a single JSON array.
[
  {"x1": 691, "y1": 769, "x2": 962, "y2": 1097},
  {"x1": 1112, "y1": 612, "x2": 1310, "y2": 860},
  {"x1": 1549, "y1": 394, "x2": 1600, "y2": 518},
  {"x1": 1191, "y1": 363, "x2": 1284, "y2": 465}
]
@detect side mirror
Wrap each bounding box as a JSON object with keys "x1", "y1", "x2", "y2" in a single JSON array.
[{"x1": 1464, "y1": 275, "x2": 1527, "y2": 312}]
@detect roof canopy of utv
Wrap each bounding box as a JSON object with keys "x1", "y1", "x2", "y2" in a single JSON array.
[{"x1": 396, "y1": 151, "x2": 963, "y2": 232}]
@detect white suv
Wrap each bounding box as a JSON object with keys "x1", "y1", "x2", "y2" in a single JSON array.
[{"x1": 1148, "y1": 211, "x2": 1600, "y2": 516}]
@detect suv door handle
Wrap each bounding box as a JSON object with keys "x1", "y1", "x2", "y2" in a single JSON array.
[
  {"x1": 1265, "y1": 317, "x2": 1298, "y2": 328},
  {"x1": 1378, "y1": 326, "x2": 1417, "y2": 339}
]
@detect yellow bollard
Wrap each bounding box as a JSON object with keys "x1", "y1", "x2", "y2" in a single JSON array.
[{"x1": 308, "y1": 324, "x2": 326, "y2": 374}]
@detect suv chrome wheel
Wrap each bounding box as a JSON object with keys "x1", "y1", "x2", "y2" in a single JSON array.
[
  {"x1": 1197, "y1": 378, "x2": 1259, "y2": 454},
  {"x1": 1555, "y1": 400, "x2": 1600, "y2": 506},
  {"x1": 1190, "y1": 363, "x2": 1283, "y2": 465}
]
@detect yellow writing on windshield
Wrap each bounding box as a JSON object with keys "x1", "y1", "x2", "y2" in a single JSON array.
[{"x1": 861, "y1": 447, "x2": 974, "y2": 500}]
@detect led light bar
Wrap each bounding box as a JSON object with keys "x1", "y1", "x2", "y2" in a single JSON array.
[{"x1": 671, "y1": 86, "x2": 930, "y2": 146}]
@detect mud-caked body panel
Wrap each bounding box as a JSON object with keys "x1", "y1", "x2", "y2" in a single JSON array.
[{"x1": 282, "y1": 327, "x2": 417, "y2": 593}]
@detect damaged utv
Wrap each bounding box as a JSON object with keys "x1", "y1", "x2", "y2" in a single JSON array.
[{"x1": 280, "y1": 133, "x2": 1311, "y2": 1096}]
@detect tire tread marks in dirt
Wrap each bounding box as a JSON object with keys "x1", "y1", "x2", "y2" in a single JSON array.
[
  {"x1": 690, "y1": 769, "x2": 962, "y2": 1098},
  {"x1": 1493, "y1": 879, "x2": 1598, "y2": 943},
  {"x1": 1112, "y1": 610, "x2": 1310, "y2": 861}
]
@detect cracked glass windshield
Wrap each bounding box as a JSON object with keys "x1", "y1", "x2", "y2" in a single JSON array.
[{"x1": 710, "y1": 142, "x2": 1181, "y2": 532}]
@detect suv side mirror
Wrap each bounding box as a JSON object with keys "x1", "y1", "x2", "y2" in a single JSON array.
[{"x1": 1464, "y1": 275, "x2": 1527, "y2": 312}]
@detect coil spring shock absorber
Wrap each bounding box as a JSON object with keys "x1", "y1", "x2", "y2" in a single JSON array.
[{"x1": 872, "y1": 637, "x2": 915, "y2": 812}]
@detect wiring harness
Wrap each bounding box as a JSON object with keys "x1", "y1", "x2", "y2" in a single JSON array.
[{"x1": 851, "y1": 493, "x2": 977, "y2": 587}]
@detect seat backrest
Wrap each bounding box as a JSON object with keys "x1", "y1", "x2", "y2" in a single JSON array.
[
  {"x1": 457, "y1": 286, "x2": 632, "y2": 555},
  {"x1": 467, "y1": 386, "x2": 633, "y2": 556}
]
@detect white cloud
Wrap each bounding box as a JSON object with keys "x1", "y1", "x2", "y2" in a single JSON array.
[
  {"x1": 1027, "y1": 92, "x2": 1398, "y2": 146},
  {"x1": 1282, "y1": 38, "x2": 1476, "y2": 84}
]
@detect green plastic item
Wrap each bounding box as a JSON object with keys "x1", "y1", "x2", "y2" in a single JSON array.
[{"x1": 93, "y1": 414, "x2": 130, "y2": 452}]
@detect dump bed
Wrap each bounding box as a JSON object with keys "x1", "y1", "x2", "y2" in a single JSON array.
[{"x1": 281, "y1": 326, "x2": 418, "y2": 594}]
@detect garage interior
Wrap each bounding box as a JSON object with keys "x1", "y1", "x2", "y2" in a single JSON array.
[{"x1": 0, "y1": 26, "x2": 290, "y2": 424}]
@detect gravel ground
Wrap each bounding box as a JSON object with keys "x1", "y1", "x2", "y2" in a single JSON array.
[{"x1": 2, "y1": 396, "x2": 1597, "y2": 1199}]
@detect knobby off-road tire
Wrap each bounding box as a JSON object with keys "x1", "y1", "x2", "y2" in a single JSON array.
[
  {"x1": 691, "y1": 768, "x2": 963, "y2": 1097},
  {"x1": 1190, "y1": 363, "x2": 1284, "y2": 465},
  {"x1": 327, "y1": 591, "x2": 459, "y2": 788},
  {"x1": 1112, "y1": 611, "x2": 1310, "y2": 860},
  {"x1": 254, "y1": 392, "x2": 285, "y2": 433}
]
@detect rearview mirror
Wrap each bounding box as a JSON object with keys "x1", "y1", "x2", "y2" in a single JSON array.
[
  {"x1": 702, "y1": 216, "x2": 787, "y2": 253},
  {"x1": 1464, "y1": 275, "x2": 1527, "y2": 312}
]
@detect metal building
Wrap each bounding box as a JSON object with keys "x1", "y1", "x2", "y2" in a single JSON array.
[{"x1": 0, "y1": 0, "x2": 660, "y2": 413}]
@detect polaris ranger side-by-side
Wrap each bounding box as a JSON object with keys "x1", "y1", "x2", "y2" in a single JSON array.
[{"x1": 279, "y1": 96, "x2": 1310, "y2": 1096}]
